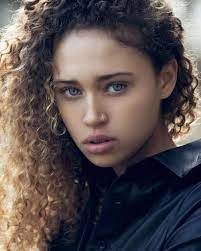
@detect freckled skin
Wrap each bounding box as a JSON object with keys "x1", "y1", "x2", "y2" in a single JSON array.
[{"x1": 53, "y1": 29, "x2": 177, "y2": 176}]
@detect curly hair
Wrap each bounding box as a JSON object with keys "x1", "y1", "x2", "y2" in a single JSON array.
[{"x1": 0, "y1": 0, "x2": 199, "y2": 250}]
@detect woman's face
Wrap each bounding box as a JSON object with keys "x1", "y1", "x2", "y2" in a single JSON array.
[{"x1": 53, "y1": 29, "x2": 176, "y2": 175}]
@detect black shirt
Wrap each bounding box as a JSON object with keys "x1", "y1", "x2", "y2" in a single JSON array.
[{"x1": 50, "y1": 139, "x2": 201, "y2": 251}]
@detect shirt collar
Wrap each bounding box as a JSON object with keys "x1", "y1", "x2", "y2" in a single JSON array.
[
  {"x1": 82, "y1": 139, "x2": 201, "y2": 191},
  {"x1": 153, "y1": 139, "x2": 201, "y2": 177}
]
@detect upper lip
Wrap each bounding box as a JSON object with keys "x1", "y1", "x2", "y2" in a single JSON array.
[{"x1": 82, "y1": 134, "x2": 116, "y2": 144}]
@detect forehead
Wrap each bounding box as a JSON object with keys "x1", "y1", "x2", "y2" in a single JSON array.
[{"x1": 53, "y1": 29, "x2": 152, "y2": 79}]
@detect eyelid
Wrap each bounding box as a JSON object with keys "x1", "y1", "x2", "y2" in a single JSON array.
[{"x1": 106, "y1": 80, "x2": 128, "y2": 86}]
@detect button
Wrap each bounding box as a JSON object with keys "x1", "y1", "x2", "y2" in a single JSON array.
[
  {"x1": 115, "y1": 201, "x2": 121, "y2": 205},
  {"x1": 98, "y1": 240, "x2": 107, "y2": 250}
]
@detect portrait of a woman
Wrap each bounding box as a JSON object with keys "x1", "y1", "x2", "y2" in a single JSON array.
[{"x1": 0, "y1": 0, "x2": 201, "y2": 250}]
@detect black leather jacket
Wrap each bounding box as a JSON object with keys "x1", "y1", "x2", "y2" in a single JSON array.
[{"x1": 50, "y1": 139, "x2": 201, "y2": 251}]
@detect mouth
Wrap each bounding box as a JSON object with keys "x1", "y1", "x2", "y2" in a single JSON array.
[
  {"x1": 89, "y1": 139, "x2": 112, "y2": 144},
  {"x1": 83, "y1": 139, "x2": 117, "y2": 154}
]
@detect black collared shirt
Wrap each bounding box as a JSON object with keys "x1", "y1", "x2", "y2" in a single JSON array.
[{"x1": 50, "y1": 139, "x2": 201, "y2": 251}]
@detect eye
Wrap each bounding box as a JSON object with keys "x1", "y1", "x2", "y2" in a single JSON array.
[
  {"x1": 106, "y1": 82, "x2": 128, "y2": 93},
  {"x1": 58, "y1": 87, "x2": 82, "y2": 97}
]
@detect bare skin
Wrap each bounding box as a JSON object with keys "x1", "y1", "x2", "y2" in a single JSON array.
[{"x1": 53, "y1": 29, "x2": 178, "y2": 176}]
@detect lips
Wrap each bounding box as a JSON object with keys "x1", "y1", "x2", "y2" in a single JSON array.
[
  {"x1": 82, "y1": 134, "x2": 117, "y2": 154},
  {"x1": 82, "y1": 135, "x2": 116, "y2": 144}
]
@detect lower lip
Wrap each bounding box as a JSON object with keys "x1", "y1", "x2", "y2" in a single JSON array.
[{"x1": 83, "y1": 140, "x2": 116, "y2": 154}]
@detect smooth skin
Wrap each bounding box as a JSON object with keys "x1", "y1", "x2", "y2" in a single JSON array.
[{"x1": 53, "y1": 29, "x2": 178, "y2": 176}]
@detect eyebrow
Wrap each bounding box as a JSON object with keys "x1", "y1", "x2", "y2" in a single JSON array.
[{"x1": 52, "y1": 72, "x2": 134, "y2": 86}]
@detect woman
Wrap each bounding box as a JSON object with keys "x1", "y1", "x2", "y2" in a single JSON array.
[{"x1": 0, "y1": 0, "x2": 201, "y2": 250}]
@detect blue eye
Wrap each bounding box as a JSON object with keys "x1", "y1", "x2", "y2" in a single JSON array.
[
  {"x1": 59, "y1": 87, "x2": 81, "y2": 97},
  {"x1": 107, "y1": 82, "x2": 127, "y2": 93}
]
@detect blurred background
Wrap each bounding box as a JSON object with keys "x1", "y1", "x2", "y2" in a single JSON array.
[{"x1": 0, "y1": 0, "x2": 201, "y2": 145}]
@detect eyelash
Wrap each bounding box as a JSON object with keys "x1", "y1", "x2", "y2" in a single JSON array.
[{"x1": 57, "y1": 82, "x2": 128, "y2": 99}]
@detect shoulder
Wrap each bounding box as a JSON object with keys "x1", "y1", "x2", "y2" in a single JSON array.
[
  {"x1": 164, "y1": 167, "x2": 201, "y2": 250},
  {"x1": 172, "y1": 164, "x2": 201, "y2": 216}
]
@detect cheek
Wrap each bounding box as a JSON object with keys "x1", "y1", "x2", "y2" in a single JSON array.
[
  {"x1": 134, "y1": 93, "x2": 159, "y2": 118},
  {"x1": 116, "y1": 88, "x2": 160, "y2": 123},
  {"x1": 113, "y1": 88, "x2": 161, "y2": 144},
  {"x1": 62, "y1": 112, "x2": 80, "y2": 132},
  {"x1": 61, "y1": 112, "x2": 84, "y2": 145},
  {"x1": 56, "y1": 101, "x2": 81, "y2": 134},
  {"x1": 118, "y1": 105, "x2": 160, "y2": 154}
]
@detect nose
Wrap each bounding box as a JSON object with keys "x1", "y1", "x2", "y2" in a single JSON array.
[{"x1": 83, "y1": 98, "x2": 108, "y2": 127}]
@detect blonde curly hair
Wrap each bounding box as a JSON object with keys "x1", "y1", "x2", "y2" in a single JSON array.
[{"x1": 0, "y1": 0, "x2": 199, "y2": 250}]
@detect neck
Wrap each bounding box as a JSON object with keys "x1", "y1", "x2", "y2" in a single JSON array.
[{"x1": 114, "y1": 121, "x2": 176, "y2": 176}]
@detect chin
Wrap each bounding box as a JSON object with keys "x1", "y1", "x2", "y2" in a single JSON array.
[
  {"x1": 89, "y1": 159, "x2": 111, "y2": 168},
  {"x1": 87, "y1": 156, "x2": 121, "y2": 168}
]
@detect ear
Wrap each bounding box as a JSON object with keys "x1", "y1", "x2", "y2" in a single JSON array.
[{"x1": 158, "y1": 59, "x2": 178, "y2": 100}]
